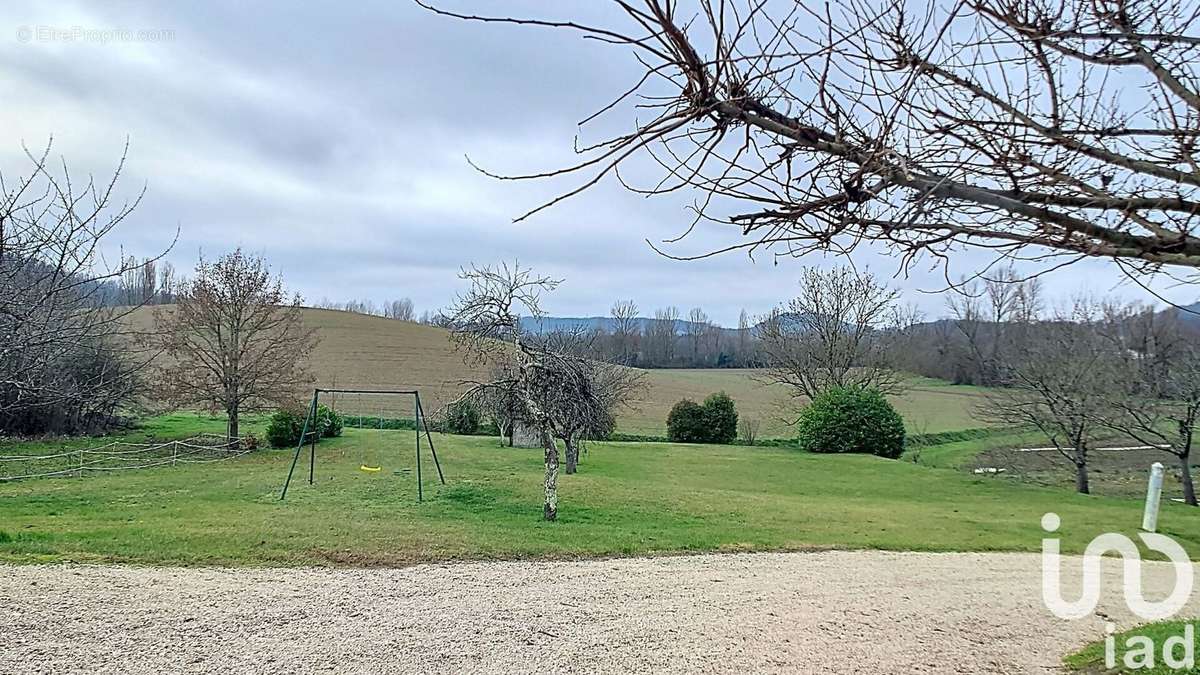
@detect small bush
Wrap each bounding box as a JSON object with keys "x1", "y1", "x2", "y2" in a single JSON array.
[
  {"x1": 738, "y1": 417, "x2": 761, "y2": 445},
  {"x1": 667, "y1": 399, "x2": 708, "y2": 443},
  {"x1": 796, "y1": 386, "x2": 905, "y2": 458},
  {"x1": 266, "y1": 407, "x2": 306, "y2": 448},
  {"x1": 444, "y1": 400, "x2": 482, "y2": 435},
  {"x1": 702, "y1": 391, "x2": 738, "y2": 444},
  {"x1": 666, "y1": 393, "x2": 741, "y2": 444},
  {"x1": 315, "y1": 405, "x2": 343, "y2": 438}
]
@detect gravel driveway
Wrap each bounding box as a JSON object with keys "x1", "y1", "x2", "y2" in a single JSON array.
[{"x1": 3, "y1": 550, "x2": 1196, "y2": 674}]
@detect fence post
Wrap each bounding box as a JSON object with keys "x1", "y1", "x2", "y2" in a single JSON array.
[
  {"x1": 172, "y1": 441, "x2": 178, "y2": 466},
  {"x1": 78, "y1": 448, "x2": 84, "y2": 478},
  {"x1": 1143, "y1": 462, "x2": 1165, "y2": 532}
]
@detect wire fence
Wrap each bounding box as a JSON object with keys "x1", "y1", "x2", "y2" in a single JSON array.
[{"x1": 0, "y1": 433, "x2": 252, "y2": 482}]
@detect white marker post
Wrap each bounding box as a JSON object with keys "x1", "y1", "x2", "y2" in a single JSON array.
[{"x1": 1143, "y1": 462, "x2": 1165, "y2": 533}]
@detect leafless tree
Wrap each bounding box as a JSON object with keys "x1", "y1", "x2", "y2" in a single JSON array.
[
  {"x1": 385, "y1": 297, "x2": 416, "y2": 321},
  {"x1": 152, "y1": 249, "x2": 317, "y2": 440},
  {"x1": 478, "y1": 360, "x2": 524, "y2": 446},
  {"x1": 649, "y1": 305, "x2": 680, "y2": 364},
  {"x1": 158, "y1": 261, "x2": 177, "y2": 303},
  {"x1": 1100, "y1": 303, "x2": 1200, "y2": 504},
  {"x1": 121, "y1": 256, "x2": 161, "y2": 305},
  {"x1": 610, "y1": 299, "x2": 640, "y2": 364},
  {"x1": 686, "y1": 307, "x2": 709, "y2": 364},
  {"x1": 0, "y1": 141, "x2": 166, "y2": 434},
  {"x1": 947, "y1": 268, "x2": 1045, "y2": 385},
  {"x1": 759, "y1": 267, "x2": 904, "y2": 403},
  {"x1": 448, "y1": 266, "x2": 645, "y2": 517},
  {"x1": 983, "y1": 300, "x2": 1118, "y2": 494},
  {"x1": 738, "y1": 416, "x2": 760, "y2": 445},
  {"x1": 737, "y1": 308, "x2": 751, "y2": 365},
  {"x1": 446, "y1": 262, "x2": 575, "y2": 520},
  {"x1": 554, "y1": 353, "x2": 645, "y2": 474},
  {"x1": 423, "y1": 0, "x2": 1200, "y2": 284}
]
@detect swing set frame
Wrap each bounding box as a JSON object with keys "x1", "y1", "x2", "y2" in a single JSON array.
[{"x1": 278, "y1": 388, "x2": 445, "y2": 502}]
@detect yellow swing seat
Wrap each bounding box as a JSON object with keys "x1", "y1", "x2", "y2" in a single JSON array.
[{"x1": 359, "y1": 464, "x2": 382, "y2": 473}]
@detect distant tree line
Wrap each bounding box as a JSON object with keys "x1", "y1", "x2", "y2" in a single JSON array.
[
  {"x1": 117, "y1": 256, "x2": 179, "y2": 306},
  {"x1": 533, "y1": 302, "x2": 765, "y2": 370},
  {"x1": 313, "y1": 297, "x2": 416, "y2": 321}
]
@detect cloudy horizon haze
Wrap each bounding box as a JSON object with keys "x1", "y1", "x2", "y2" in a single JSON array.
[{"x1": 4, "y1": 1, "x2": 1197, "y2": 327}]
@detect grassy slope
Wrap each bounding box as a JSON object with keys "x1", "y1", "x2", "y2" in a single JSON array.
[
  {"x1": 902, "y1": 428, "x2": 1049, "y2": 469},
  {"x1": 127, "y1": 307, "x2": 994, "y2": 438},
  {"x1": 2, "y1": 424, "x2": 1197, "y2": 566}
]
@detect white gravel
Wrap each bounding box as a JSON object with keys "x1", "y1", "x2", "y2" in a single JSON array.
[{"x1": 2, "y1": 550, "x2": 1197, "y2": 674}]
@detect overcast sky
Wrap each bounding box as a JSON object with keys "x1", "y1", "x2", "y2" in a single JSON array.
[{"x1": 3, "y1": 1, "x2": 1196, "y2": 326}]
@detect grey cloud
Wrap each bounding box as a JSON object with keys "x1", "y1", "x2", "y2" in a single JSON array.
[{"x1": 1, "y1": 0, "x2": 1195, "y2": 327}]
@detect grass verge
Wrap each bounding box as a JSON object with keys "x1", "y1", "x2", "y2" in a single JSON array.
[{"x1": 1066, "y1": 619, "x2": 1200, "y2": 673}]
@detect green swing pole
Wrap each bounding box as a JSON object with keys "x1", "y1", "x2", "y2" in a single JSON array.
[
  {"x1": 416, "y1": 393, "x2": 445, "y2": 484},
  {"x1": 308, "y1": 393, "x2": 319, "y2": 484},
  {"x1": 280, "y1": 390, "x2": 319, "y2": 500},
  {"x1": 415, "y1": 395, "x2": 423, "y2": 502}
]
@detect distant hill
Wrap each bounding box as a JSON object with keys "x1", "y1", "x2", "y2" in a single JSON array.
[
  {"x1": 123, "y1": 306, "x2": 987, "y2": 437},
  {"x1": 518, "y1": 315, "x2": 706, "y2": 336},
  {"x1": 1179, "y1": 301, "x2": 1200, "y2": 325},
  {"x1": 519, "y1": 312, "x2": 838, "y2": 338}
]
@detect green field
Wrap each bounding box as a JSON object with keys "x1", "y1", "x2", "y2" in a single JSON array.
[
  {"x1": 126, "y1": 308, "x2": 994, "y2": 439},
  {"x1": 2, "y1": 417, "x2": 1198, "y2": 566}
]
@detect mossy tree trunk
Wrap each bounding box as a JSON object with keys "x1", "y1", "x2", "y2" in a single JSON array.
[
  {"x1": 542, "y1": 428, "x2": 559, "y2": 521},
  {"x1": 564, "y1": 435, "x2": 580, "y2": 474},
  {"x1": 1179, "y1": 451, "x2": 1196, "y2": 507},
  {"x1": 1074, "y1": 455, "x2": 1089, "y2": 495}
]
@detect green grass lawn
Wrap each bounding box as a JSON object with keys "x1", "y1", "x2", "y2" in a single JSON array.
[
  {"x1": 2, "y1": 420, "x2": 1200, "y2": 566},
  {"x1": 1066, "y1": 619, "x2": 1200, "y2": 673}
]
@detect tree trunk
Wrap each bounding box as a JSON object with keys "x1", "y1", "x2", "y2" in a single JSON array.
[
  {"x1": 1074, "y1": 460, "x2": 1089, "y2": 495},
  {"x1": 1180, "y1": 453, "x2": 1197, "y2": 507},
  {"x1": 542, "y1": 429, "x2": 559, "y2": 521},
  {"x1": 227, "y1": 405, "x2": 240, "y2": 442},
  {"x1": 564, "y1": 435, "x2": 579, "y2": 475}
]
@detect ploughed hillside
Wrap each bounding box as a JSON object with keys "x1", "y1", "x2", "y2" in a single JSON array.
[{"x1": 126, "y1": 307, "x2": 990, "y2": 438}]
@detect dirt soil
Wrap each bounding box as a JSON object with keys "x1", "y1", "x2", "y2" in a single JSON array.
[
  {"x1": 5, "y1": 550, "x2": 1198, "y2": 674},
  {"x1": 972, "y1": 446, "x2": 1195, "y2": 499}
]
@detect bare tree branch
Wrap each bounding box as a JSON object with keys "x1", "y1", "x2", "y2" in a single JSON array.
[{"x1": 424, "y1": 0, "x2": 1200, "y2": 282}]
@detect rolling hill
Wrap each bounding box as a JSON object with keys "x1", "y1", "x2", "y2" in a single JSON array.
[{"x1": 128, "y1": 307, "x2": 992, "y2": 438}]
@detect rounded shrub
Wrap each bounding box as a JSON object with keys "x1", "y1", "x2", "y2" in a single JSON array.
[
  {"x1": 796, "y1": 386, "x2": 905, "y2": 458},
  {"x1": 702, "y1": 391, "x2": 738, "y2": 444},
  {"x1": 667, "y1": 398, "x2": 707, "y2": 443},
  {"x1": 444, "y1": 400, "x2": 482, "y2": 435},
  {"x1": 315, "y1": 405, "x2": 343, "y2": 438},
  {"x1": 266, "y1": 407, "x2": 306, "y2": 448}
]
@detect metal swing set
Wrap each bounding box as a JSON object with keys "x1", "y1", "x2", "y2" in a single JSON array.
[{"x1": 278, "y1": 388, "x2": 445, "y2": 502}]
